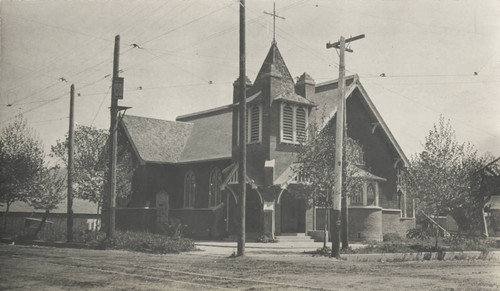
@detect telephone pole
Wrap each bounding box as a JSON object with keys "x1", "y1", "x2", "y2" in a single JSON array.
[
  {"x1": 327, "y1": 34, "x2": 364, "y2": 258},
  {"x1": 67, "y1": 84, "x2": 75, "y2": 242},
  {"x1": 107, "y1": 35, "x2": 121, "y2": 238},
  {"x1": 237, "y1": 0, "x2": 247, "y2": 257}
]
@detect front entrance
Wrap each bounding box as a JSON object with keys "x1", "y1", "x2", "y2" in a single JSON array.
[
  {"x1": 280, "y1": 192, "x2": 306, "y2": 233},
  {"x1": 245, "y1": 190, "x2": 262, "y2": 233}
]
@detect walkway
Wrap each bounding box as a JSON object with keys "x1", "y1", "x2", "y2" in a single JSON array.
[{"x1": 193, "y1": 240, "x2": 366, "y2": 257}]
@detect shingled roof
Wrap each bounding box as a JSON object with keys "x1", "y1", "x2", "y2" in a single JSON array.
[
  {"x1": 121, "y1": 115, "x2": 193, "y2": 164},
  {"x1": 251, "y1": 43, "x2": 313, "y2": 106},
  {"x1": 310, "y1": 75, "x2": 409, "y2": 166},
  {"x1": 177, "y1": 106, "x2": 233, "y2": 163},
  {"x1": 121, "y1": 106, "x2": 233, "y2": 164}
]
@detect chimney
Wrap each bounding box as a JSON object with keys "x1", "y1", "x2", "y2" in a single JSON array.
[
  {"x1": 232, "y1": 76, "x2": 252, "y2": 104},
  {"x1": 295, "y1": 72, "x2": 315, "y2": 99}
]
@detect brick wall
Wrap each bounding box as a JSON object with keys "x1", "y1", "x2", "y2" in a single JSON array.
[
  {"x1": 348, "y1": 207, "x2": 383, "y2": 242},
  {"x1": 382, "y1": 209, "x2": 416, "y2": 238}
]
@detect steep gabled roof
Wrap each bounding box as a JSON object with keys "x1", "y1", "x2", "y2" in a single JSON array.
[
  {"x1": 120, "y1": 106, "x2": 233, "y2": 164},
  {"x1": 177, "y1": 106, "x2": 233, "y2": 163},
  {"x1": 310, "y1": 75, "x2": 409, "y2": 166},
  {"x1": 120, "y1": 115, "x2": 193, "y2": 164},
  {"x1": 251, "y1": 43, "x2": 312, "y2": 106}
]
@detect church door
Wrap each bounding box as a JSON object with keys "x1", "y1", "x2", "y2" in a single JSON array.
[{"x1": 280, "y1": 192, "x2": 306, "y2": 233}]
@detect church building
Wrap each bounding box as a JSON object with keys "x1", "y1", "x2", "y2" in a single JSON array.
[{"x1": 117, "y1": 41, "x2": 415, "y2": 241}]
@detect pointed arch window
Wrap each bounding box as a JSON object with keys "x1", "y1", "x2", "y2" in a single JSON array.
[
  {"x1": 209, "y1": 167, "x2": 223, "y2": 207},
  {"x1": 184, "y1": 170, "x2": 196, "y2": 208},
  {"x1": 366, "y1": 184, "x2": 375, "y2": 206}
]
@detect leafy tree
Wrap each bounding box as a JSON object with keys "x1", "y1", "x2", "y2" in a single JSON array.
[
  {"x1": 0, "y1": 115, "x2": 45, "y2": 231},
  {"x1": 294, "y1": 118, "x2": 366, "y2": 248},
  {"x1": 51, "y1": 125, "x2": 136, "y2": 217},
  {"x1": 26, "y1": 165, "x2": 66, "y2": 238},
  {"x1": 408, "y1": 116, "x2": 486, "y2": 247}
]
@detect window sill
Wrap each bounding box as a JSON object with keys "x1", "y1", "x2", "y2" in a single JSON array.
[
  {"x1": 247, "y1": 141, "x2": 261, "y2": 145},
  {"x1": 280, "y1": 141, "x2": 300, "y2": 145}
]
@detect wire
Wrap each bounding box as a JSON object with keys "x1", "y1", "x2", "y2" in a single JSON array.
[
  {"x1": 140, "y1": 2, "x2": 234, "y2": 46},
  {"x1": 4, "y1": 13, "x2": 113, "y2": 43},
  {"x1": 30, "y1": 116, "x2": 69, "y2": 124},
  {"x1": 90, "y1": 86, "x2": 112, "y2": 126},
  {"x1": 361, "y1": 78, "x2": 497, "y2": 138}
]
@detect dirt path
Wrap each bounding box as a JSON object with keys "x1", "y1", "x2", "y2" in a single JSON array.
[{"x1": 1, "y1": 244, "x2": 499, "y2": 290}]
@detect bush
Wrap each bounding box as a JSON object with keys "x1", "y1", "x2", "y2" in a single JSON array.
[
  {"x1": 308, "y1": 246, "x2": 358, "y2": 257},
  {"x1": 442, "y1": 235, "x2": 496, "y2": 252},
  {"x1": 256, "y1": 234, "x2": 278, "y2": 243},
  {"x1": 79, "y1": 230, "x2": 195, "y2": 254},
  {"x1": 383, "y1": 233, "x2": 403, "y2": 242},
  {"x1": 406, "y1": 228, "x2": 430, "y2": 240},
  {"x1": 154, "y1": 219, "x2": 186, "y2": 238}
]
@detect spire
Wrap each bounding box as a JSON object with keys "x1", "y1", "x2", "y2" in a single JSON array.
[{"x1": 264, "y1": 2, "x2": 285, "y2": 44}]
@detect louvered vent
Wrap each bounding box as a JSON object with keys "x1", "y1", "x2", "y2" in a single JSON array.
[
  {"x1": 296, "y1": 108, "x2": 306, "y2": 142},
  {"x1": 250, "y1": 106, "x2": 260, "y2": 142},
  {"x1": 282, "y1": 105, "x2": 293, "y2": 141}
]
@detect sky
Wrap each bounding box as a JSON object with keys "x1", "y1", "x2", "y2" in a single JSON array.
[{"x1": 1, "y1": 0, "x2": 499, "y2": 159}]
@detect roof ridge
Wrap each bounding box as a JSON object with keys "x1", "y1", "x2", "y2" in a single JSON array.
[
  {"x1": 176, "y1": 104, "x2": 233, "y2": 121},
  {"x1": 124, "y1": 114, "x2": 192, "y2": 125},
  {"x1": 315, "y1": 74, "x2": 358, "y2": 88}
]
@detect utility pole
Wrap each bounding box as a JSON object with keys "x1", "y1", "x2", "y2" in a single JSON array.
[
  {"x1": 107, "y1": 35, "x2": 120, "y2": 238},
  {"x1": 67, "y1": 84, "x2": 75, "y2": 242},
  {"x1": 237, "y1": 0, "x2": 247, "y2": 257},
  {"x1": 327, "y1": 34, "x2": 364, "y2": 258}
]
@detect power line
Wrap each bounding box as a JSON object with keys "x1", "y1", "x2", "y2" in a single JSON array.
[
  {"x1": 90, "y1": 86, "x2": 112, "y2": 126},
  {"x1": 140, "y1": 2, "x2": 235, "y2": 46},
  {"x1": 4, "y1": 12, "x2": 113, "y2": 43},
  {"x1": 360, "y1": 78, "x2": 497, "y2": 138},
  {"x1": 30, "y1": 116, "x2": 69, "y2": 124}
]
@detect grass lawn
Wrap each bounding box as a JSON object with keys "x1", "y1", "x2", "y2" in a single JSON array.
[{"x1": 1, "y1": 244, "x2": 499, "y2": 290}]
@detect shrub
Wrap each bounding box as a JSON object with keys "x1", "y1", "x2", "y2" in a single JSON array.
[
  {"x1": 442, "y1": 235, "x2": 496, "y2": 252},
  {"x1": 154, "y1": 219, "x2": 186, "y2": 238},
  {"x1": 406, "y1": 228, "x2": 429, "y2": 240},
  {"x1": 256, "y1": 234, "x2": 278, "y2": 243},
  {"x1": 383, "y1": 233, "x2": 403, "y2": 242},
  {"x1": 308, "y1": 246, "x2": 357, "y2": 256},
  {"x1": 78, "y1": 230, "x2": 195, "y2": 254}
]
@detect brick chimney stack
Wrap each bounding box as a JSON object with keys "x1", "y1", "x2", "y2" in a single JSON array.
[
  {"x1": 295, "y1": 72, "x2": 315, "y2": 99},
  {"x1": 233, "y1": 76, "x2": 252, "y2": 104}
]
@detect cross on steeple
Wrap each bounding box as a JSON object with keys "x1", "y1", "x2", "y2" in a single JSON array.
[{"x1": 264, "y1": 2, "x2": 285, "y2": 44}]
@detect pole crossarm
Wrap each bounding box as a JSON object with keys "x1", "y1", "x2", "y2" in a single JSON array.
[
  {"x1": 326, "y1": 33, "x2": 364, "y2": 258},
  {"x1": 326, "y1": 34, "x2": 365, "y2": 53}
]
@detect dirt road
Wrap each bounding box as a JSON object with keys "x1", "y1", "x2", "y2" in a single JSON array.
[{"x1": 1, "y1": 244, "x2": 499, "y2": 290}]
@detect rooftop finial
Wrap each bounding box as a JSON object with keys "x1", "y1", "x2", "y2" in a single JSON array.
[{"x1": 264, "y1": 2, "x2": 285, "y2": 44}]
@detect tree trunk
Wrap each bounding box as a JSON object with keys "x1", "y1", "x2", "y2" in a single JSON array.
[
  {"x1": 96, "y1": 203, "x2": 101, "y2": 232},
  {"x1": 434, "y1": 206, "x2": 440, "y2": 250},
  {"x1": 323, "y1": 206, "x2": 328, "y2": 249},
  {"x1": 2, "y1": 203, "x2": 11, "y2": 232},
  {"x1": 341, "y1": 194, "x2": 348, "y2": 249},
  {"x1": 33, "y1": 209, "x2": 50, "y2": 240}
]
